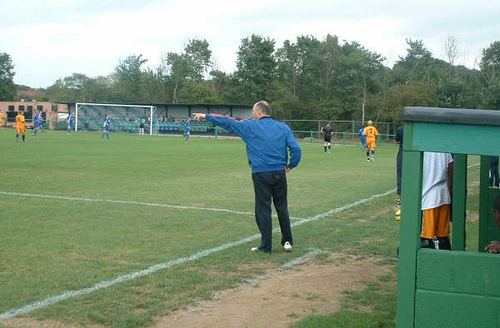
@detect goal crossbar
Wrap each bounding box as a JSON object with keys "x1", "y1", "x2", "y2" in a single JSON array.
[{"x1": 75, "y1": 103, "x2": 156, "y2": 135}]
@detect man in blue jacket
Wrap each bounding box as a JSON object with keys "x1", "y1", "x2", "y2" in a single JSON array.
[{"x1": 193, "y1": 101, "x2": 302, "y2": 254}]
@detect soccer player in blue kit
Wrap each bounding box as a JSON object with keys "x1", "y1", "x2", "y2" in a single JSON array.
[
  {"x1": 102, "y1": 113, "x2": 111, "y2": 139},
  {"x1": 67, "y1": 113, "x2": 75, "y2": 134},
  {"x1": 184, "y1": 118, "x2": 191, "y2": 140},
  {"x1": 33, "y1": 110, "x2": 44, "y2": 136},
  {"x1": 359, "y1": 126, "x2": 366, "y2": 150}
]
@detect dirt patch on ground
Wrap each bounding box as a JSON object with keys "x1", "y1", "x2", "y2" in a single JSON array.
[
  {"x1": 153, "y1": 254, "x2": 392, "y2": 328},
  {"x1": 4, "y1": 318, "x2": 103, "y2": 328},
  {"x1": 3, "y1": 254, "x2": 393, "y2": 328}
]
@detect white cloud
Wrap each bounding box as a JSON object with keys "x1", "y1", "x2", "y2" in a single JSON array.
[{"x1": 0, "y1": 0, "x2": 498, "y2": 87}]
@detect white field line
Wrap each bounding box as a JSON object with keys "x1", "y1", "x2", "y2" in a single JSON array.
[
  {"x1": 291, "y1": 189, "x2": 396, "y2": 227},
  {"x1": 281, "y1": 249, "x2": 324, "y2": 268},
  {"x1": 244, "y1": 249, "x2": 325, "y2": 287},
  {"x1": 280, "y1": 251, "x2": 399, "y2": 269},
  {"x1": 0, "y1": 191, "x2": 304, "y2": 221},
  {"x1": 0, "y1": 191, "x2": 253, "y2": 216},
  {"x1": 0, "y1": 188, "x2": 395, "y2": 321}
]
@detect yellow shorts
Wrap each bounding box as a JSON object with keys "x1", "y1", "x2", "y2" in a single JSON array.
[
  {"x1": 421, "y1": 204, "x2": 450, "y2": 239},
  {"x1": 366, "y1": 138, "x2": 376, "y2": 151},
  {"x1": 16, "y1": 125, "x2": 26, "y2": 134}
]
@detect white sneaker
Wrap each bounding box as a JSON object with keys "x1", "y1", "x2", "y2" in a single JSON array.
[
  {"x1": 283, "y1": 242, "x2": 293, "y2": 252},
  {"x1": 251, "y1": 246, "x2": 270, "y2": 253}
]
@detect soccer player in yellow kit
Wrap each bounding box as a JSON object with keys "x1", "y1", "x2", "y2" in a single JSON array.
[
  {"x1": 16, "y1": 111, "x2": 26, "y2": 143},
  {"x1": 363, "y1": 120, "x2": 378, "y2": 161},
  {"x1": 0, "y1": 111, "x2": 3, "y2": 128}
]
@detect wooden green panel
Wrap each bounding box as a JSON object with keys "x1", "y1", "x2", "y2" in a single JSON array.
[
  {"x1": 402, "y1": 121, "x2": 414, "y2": 152},
  {"x1": 416, "y1": 250, "x2": 500, "y2": 296},
  {"x1": 415, "y1": 290, "x2": 500, "y2": 328},
  {"x1": 396, "y1": 146, "x2": 423, "y2": 328},
  {"x1": 397, "y1": 108, "x2": 500, "y2": 328},
  {"x1": 408, "y1": 123, "x2": 500, "y2": 155},
  {"x1": 479, "y1": 156, "x2": 492, "y2": 250},
  {"x1": 451, "y1": 154, "x2": 467, "y2": 250}
]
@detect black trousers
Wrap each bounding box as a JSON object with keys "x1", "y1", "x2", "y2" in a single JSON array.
[
  {"x1": 252, "y1": 171, "x2": 293, "y2": 252},
  {"x1": 396, "y1": 148, "x2": 403, "y2": 195}
]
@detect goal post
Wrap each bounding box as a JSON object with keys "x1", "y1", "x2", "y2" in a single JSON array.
[{"x1": 74, "y1": 103, "x2": 157, "y2": 135}]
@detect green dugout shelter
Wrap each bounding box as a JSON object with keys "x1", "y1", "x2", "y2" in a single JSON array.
[{"x1": 396, "y1": 107, "x2": 500, "y2": 328}]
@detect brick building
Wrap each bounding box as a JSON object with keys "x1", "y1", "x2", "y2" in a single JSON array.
[{"x1": 0, "y1": 101, "x2": 68, "y2": 129}]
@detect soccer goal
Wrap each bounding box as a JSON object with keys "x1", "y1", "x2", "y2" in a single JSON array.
[{"x1": 74, "y1": 103, "x2": 159, "y2": 135}]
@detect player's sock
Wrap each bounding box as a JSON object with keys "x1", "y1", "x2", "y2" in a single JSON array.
[
  {"x1": 16, "y1": 134, "x2": 19, "y2": 142},
  {"x1": 420, "y1": 238, "x2": 433, "y2": 248},
  {"x1": 324, "y1": 146, "x2": 327, "y2": 152},
  {"x1": 22, "y1": 135, "x2": 25, "y2": 142},
  {"x1": 437, "y1": 237, "x2": 451, "y2": 250}
]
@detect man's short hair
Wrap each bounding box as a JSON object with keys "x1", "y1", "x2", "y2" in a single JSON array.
[{"x1": 254, "y1": 101, "x2": 272, "y2": 116}]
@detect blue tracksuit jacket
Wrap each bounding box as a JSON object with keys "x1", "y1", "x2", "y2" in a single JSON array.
[{"x1": 206, "y1": 114, "x2": 301, "y2": 173}]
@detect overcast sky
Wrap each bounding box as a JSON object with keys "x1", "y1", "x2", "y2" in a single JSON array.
[{"x1": 1, "y1": 0, "x2": 499, "y2": 88}]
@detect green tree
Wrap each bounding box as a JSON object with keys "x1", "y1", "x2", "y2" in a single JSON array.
[
  {"x1": 163, "y1": 52, "x2": 189, "y2": 103},
  {"x1": 381, "y1": 81, "x2": 439, "y2": 123},
  {"x1": 275, "y1": 39, "x2": 300, "y2": 100},
  {"x1": 480, "y1": 41, "x2": 500, "y2": 109},
  {"x1": 140, "y1": 68, "x2": 166, "y2": 103},
  {"x1": 85, "y1": 76, "x2": 113, "y2": 103},
  {"x1": 184, "y1": 39, "x2": 212, "y2": 81},
  {"x1": 0, "y1": 52, "x2": 16, "y2": 100},
  {"x1": 234, "y1": 34, "x2": 276, "y2": 103},
  {"x1": 321, "y1": 34, "x2": 341, "y2": 100},
  {"x1": 208, "y1": 69, "x2": 232, "y2": 102},
  {"x1": 45, "y1": 73, "x2": 111, "y2": 103},
  {"x1": 113, "y1": 54, "x2": 148, "y2": 102},
  {"x1": 332, "y1": 41, "x2": 384, "y2": 120},
  {"x1": 45, "y1": 74, "x2": 88, "y2": 102},
  {"x1": 63, "y1": 73, "x2": 92, "y2": 101},
  {"x1": 392, "y1": 39, "x2": 433, "y2": 84},
  {"x1": 162, "y1": 39, "x2": 214, "y2": 103},
  {"x1": 274, "y1": 35, "x2": 324, "y2": 120}
]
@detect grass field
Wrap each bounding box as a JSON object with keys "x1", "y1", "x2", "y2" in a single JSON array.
[{"x1": 0, "y1": 129, "x2": 481, "y2": 328}]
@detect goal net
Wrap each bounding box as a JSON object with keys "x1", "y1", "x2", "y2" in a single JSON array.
[{"x1": 74, "y1": 103, "x2": 159, "y2": 135}]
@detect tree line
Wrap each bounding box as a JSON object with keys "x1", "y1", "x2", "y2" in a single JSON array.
[{"x1": 1, "y1": 34, "x2": 499, "y2": 123}]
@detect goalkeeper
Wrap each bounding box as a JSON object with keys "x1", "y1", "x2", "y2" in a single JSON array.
[{"x1": 193, "y1": 100, "x2": 301, "y2": 254}]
